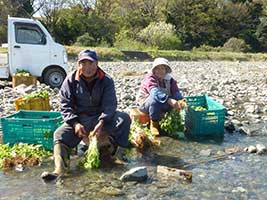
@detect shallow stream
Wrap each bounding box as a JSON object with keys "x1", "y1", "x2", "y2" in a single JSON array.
[{"x1": 1, "y1": 131, "x2": 267, "y2": 200}]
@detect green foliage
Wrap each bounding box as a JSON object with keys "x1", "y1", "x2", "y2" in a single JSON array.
[
  {"x1": 83, "y1": 137, "x2": 100, "y2": 169},
  {"x1": 65, "y1": 46, "x2": 267, "y2": 62},
  {"x1": 0, "y1": 0, "x2": 266, "y2": 52},
  {"x1": 191, "y1": 106, "x2": 207, "y2": 111},
  {"x1": 114, "y1": 28, "x2": 148, "y2": 50},
  {"x1": 138, "y1": 21, "x2": 182, "y2": 50},
  {"x1": 159, "y1": 109, "x2": 184, "y2": 137},
  {"x1": 255, "y1": 17, "x2": 267, "y2": 51},
  {"x1": 218, "y1": 1, "x2": 262, "y2": 51},
  {"x1": 118, "y1": 0, "x2": 152, "y2": 31},
  {"x1": 22, "y1": 90, "x2": 49, "y2": 103},
  {"x1": 0, "y1": 143, "x2": 51, "y2": 169},
  {"x1": 83, "y1": 14, "x2": 118, "y2": 46},
  {"x1": 15, "y1": 70, "x2": 31, "y2": 76},
  {"x1": 129, "y1": 121, "x2": 151, "y2": 143},
  {"x1": 0, "y1": 24, "x2": 7, "y2": 44},
  {"x1": 51, "y1": 6, "x2": 118, "y2": 46},
  {"x1": 65, "y1": 46, "x2": 126, "y2": 61},
  {"x1": 53, "y1": 7, "x2": 86, "y2": 45},
  {"x1": 193, "y1": 45, "x2": 221, "y2": 52},
  {"x1": 222, "y1": 37, "x2": 251, "y2": 52},
  {"x1": 75, "y1": 33, "x2": 95, "y2": 46},
  {"x1": 166, "y1": 0, "x2": 221, "y2": 49}
]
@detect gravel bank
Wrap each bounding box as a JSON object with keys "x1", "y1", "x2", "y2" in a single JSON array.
[{"x1": 1, "y1": 61, "x2": 267, "y2": 135}]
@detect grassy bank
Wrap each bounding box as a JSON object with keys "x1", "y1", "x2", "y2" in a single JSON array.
[
  {"x1": 2, "y1": 46, "x2": 267, "y2": 62},
  {"x1": 66, "y1": 46, "x2": 267, "y2": 62}
]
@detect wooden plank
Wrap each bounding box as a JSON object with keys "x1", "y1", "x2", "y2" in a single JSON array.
[{"x1": 157, "y1": 165, "x2": 192, "y2": 183}]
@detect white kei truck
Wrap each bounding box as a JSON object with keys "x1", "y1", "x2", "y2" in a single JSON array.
[{"x1": 0, "y1": 16, "x2": 68, "y2": 88}]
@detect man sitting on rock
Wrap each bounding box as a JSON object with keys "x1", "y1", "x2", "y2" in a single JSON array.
[{"x1": 41, "y1": 49, "x2": 131, "y2": 181}]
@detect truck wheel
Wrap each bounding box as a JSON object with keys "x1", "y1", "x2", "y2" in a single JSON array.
[{"x1": 43, "y1": 67, "x2": 66, "y2": 88}]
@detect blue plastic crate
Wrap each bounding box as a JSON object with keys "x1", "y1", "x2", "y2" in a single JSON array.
[
  {"x1": 1, "y1": 110, "x2": 63, "y2": 150},
  {"x1": 185, "y1": 95, "x2": 226, "y2": 139}
]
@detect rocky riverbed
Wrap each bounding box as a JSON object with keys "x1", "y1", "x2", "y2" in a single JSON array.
[
  {"x1": 1, "y1": 61, "x2": 267, "y2": 199},
  {"x1": 1, "y1": 61, "x2": 267, "y2": 136}
]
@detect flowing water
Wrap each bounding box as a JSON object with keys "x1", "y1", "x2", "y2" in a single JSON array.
[{"x1": 1, "y1": 131, "x2": 267, "y2": 200}]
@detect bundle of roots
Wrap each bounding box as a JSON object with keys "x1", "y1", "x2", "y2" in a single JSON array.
[{"x1": 130, "y1": 127, "x2": 160, "y2": 152}]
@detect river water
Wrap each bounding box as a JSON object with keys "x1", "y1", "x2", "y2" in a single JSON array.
[{"x1": 1, "y1": 130, "x2": 267, "y2": 200}]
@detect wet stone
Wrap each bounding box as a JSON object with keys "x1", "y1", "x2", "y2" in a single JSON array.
[
  {"x1": 99, "y1": 186, "x2": 125, "y2": 196},
  {"x1": 120, "y1": 166, "x2": 148, "y2": 182},
  {"x1": 232, "y1": 186, "x2": 247, "y2": 193},
  {"x1": 256, "y1": 144, "x2": 266, "y2": 155},
  {"x1": 239, "y1": 124, "x2": 266, "y2": 136},
  {"x1": 110, "y1": 180, "x2": 123, "y2": 189},
  {"x1": 74, "y1": 188, "x2": 85, "y2": 195},
  {"x1": 199, "y1": 149, "x2": 213, "y2": 156}
]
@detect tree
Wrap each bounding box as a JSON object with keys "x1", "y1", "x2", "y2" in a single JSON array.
[
  {"x1": 218, "y1": 1, "x2": 262, "y2": 51},
  {"x1": 81, "y1": 13, "x2": 119, "y2": 46},
  {"x1": 166, "y1": 0, "x2": 221, "y2": 49},
  {"x1": 0, "y1": 0, "x2": 39, "y2": 43},
  {"x1": 255, "y1": 17, "x2": 267, "y2": 51},
  {"x1": 113, "y1": 0, "x2": 168, "y2": 37},
  {"x1": 138, "y1": 21, "x2": 181, "y2": 50},
  {"x1": 39, "y1": 0, "x2": 67, "y2": 37},
  {"x1": 67, "y1": 0, "x2": 95, "y2": 15},
  {"x1": 53, "y1": 5, "x2": 86, "y2": 45}
]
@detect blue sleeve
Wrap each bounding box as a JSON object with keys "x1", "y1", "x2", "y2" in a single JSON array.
[
  {"x1": 151, "y1": 88, "x2": 168, "y2": 103},
  {"x1": 172, "y1": 91, "x2": 183, "y2": 100},
  {"x1": 98, "y1": 77, "x2": 117, "y2": 122},
  {"x1": 60, "y1": 75, "x2": 79, "y2": 126}
]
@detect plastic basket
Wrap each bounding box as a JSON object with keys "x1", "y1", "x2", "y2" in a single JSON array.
[
  {"x1": 1, "y1": 110, "x2": 63, "y2": 150},
  {"x1": 12, "y1": 75, "x2": 37, "y2": 88},
  {"x1": 185, "y1": 95, "x2": 226, "y2": 139},
  {"x1": 15, "y1": 96, "x2": 50, "y2": 111}
]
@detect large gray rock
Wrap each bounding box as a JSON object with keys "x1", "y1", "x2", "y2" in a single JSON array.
[
  {"x1": 120, "y1": 166, "x2": 148, "y2": 182},
  {"x1": 256, "y1": 144, "x2": 266, "y2": 155},
  {"x1": 239, "y1": 123, "x2": 266, "y2": 136}
]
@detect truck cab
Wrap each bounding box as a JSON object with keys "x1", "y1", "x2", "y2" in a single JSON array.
[{"x1": 0, "y1": 16, "x2": 68, "y2": 88}]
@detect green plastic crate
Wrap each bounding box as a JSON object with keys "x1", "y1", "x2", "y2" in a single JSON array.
[
  {"x1": 185, "y1": 95, "x2": 226, "y2": 139},
  {"x1": 1, "y1": 110, "x2": 63, "y2": 150}
]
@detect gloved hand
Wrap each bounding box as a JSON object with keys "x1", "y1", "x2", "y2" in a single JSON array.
[
  {"x1": 89, "y1": 120, "x2": 104, "y2": 139},
  {"x1": 174, "y1": 99, "x2": 187, "y2": 110},
  {"x1": 74, "y1": 122, "x2": 90, "y2": 145},
  {"x1": 74, "y1": 123, "x2": 87, "y2": 138}
]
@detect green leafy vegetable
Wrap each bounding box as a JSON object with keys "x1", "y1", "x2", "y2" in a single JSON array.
[
  {"x1": 159, "y1": 109, "x2": 184, "y2": 137},
  {"x1": 129, "y1": 121, "x2": 151, "y2": 142},
  {"x1": 84, "y1": 137, "x2": 100, "y2": 169},
  {"x1": 191, "y1": 105, "x2": 207, "y2": 111},
  {"x1": 0, "y1": 143, "x2": 51, "y2": 169},
  {"x1": 14, "y1": 69, "x2": 31, "y2": 77},
  {"x1": 22, "y1": 90, "x2": 49, "y2": 103}
]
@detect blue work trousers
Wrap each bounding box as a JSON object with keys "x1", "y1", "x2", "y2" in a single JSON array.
[
  {"x1": 138, "y1": 94, "x2": 172, "y2": 121},
  {"x1": 54, "y1": 111, "x2": 131, "y2": 148}
]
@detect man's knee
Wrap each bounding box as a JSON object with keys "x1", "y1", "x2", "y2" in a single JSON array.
[
  {"x1": 116, "y1": 111, "x2": 131, "y2": 127},
  {"x1": 53, "y1": 123, "x2": 80, "y2": 148}
]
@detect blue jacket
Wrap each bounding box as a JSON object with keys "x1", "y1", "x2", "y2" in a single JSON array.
[{"x1": 59, "y1": 67, "x2": 117, "y2": 126}]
